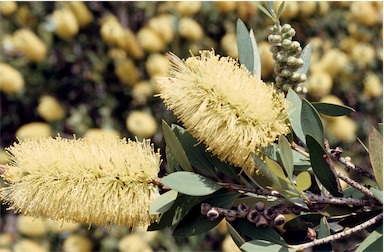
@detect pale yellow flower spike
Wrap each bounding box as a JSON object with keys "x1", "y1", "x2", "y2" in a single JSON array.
[
  {"x1": 1, "y1": 137, "x2": 161, "y2": 228},
  {"x1": 157, "y1": 50, "x2": 290, "y2": 173}
]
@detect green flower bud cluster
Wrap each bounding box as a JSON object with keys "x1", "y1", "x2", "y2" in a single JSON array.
[{"x1": 268, "y1": 23, "x2": 307, "y2": 94}]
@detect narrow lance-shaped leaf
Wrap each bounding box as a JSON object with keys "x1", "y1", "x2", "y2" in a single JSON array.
[
  {"x1": 316, "y1": 217, "x2": 333, "y2": 251},
  {"x1": 236, "y1": 19, "x2": 254, "y2": 73},
  {"x1": 306, "y1": 135, "x2": 342, "y2": 197},
  {"x1": 227, "y1": 222, "x2": 246, "y2": 248},
  {"x1": 161, "y1": 171, "x2": 222, "y2": 196},
  {"x1": 254, "y1": 1, "x2": 274, "y2": 19},
  {"x1": 278, "y1": 135, "x2": 294, "y2": 180},
  {"x1": 162, "y1": 120, "x2": 193, "y2": 171},
  {"x1": 369, "y1": 126, "x2": 383, "y2": 190},
  {"x1": 297, "y1": 43, "x2": 312, "y2": 75},
  {"x1": 301, "y1": 98, "x2": 324, "y2": 147},
  {"x1": 287, "y1": 88, "x2": 306, "y2": 144},
  {"x1": 312, "y1": 102, "x2": 355, "y2": 117},
  {"x1": 249, "y1": 29, "x2": 261, "y2": 79},
  {"x1": 149, "y1": 190, "x2": 178, "y2": 215},
  {"x1": 356, "y1": 224, "x2": 383, "y2": 252},
  {"x1": 276, "y1": 1, "x2": 285, "y2": 19}
]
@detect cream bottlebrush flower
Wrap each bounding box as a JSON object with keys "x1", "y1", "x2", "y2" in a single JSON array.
[
  {"x1": 1, "y1": 137, "x2": 161, "y2": 228},
  {"x1": 157, "y1": 50, "x2": 290, "y2": 173}
]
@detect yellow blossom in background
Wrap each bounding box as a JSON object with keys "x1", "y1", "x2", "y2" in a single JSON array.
[
  {"x1": 16, "y1": 215, "x2": 47, "y2": 237},
  {"x1": 146, "y1": 53, "x2": 170, "y2": 78},
  {"x1": 258, "y1": 41, "x2": 275, "y2": 79},
  {"x1": 13, "y1": 239, "x2": 48, "y2": 252},
  {"x1": 351, "y1": 43, "x2": 375, "y2": 67},
  {"x1": 312, "y1": 49, "x2": 349, "y2": 78},
  {"x1": 132, "y1": 81, "x2": 155, "y2": 105},
  {"x1": 37, "y1": 95, "x2": 66, "y2": 121},
  {"x1": 63, "y1": 2, "x2": 93, "y2": 28},
  {"x1": 0, "y1": 1, "x2": 17, "y2": 16},
  {"x1": 157, "y1": 50, "x2": 290, "y2": 173},
  {"x1": 15, "y1": 122, "x2": 52, "y2": 139},
  {"x1": 0, "y1": 233, "x2": 13, "y2": 247},
  {"x1": 100, "y1": 15, "x2": 124, "y2": 46},
  {"x1": 52, "y1": 8, "x2": 79, "y2": 40},
  {"x1": 0, "y1": 62, "x2": 24, "y2": 94},
  {"x1": 350, "y1": 2, "x2": 380, "y2": 26},
  {"x1": 306, "y1": 71, "x2": 333, "y2": 98},
  {"x1": 84, "y1": 128, "x2": 120, "y2": 139},
  {"x1": 118, "y1": 233, "x2": 153, "y2": 252},
  {"x1": 11, "y1": 29, "x2": 47, "y2": 62},
  {"x1": 214, "y1": 1, "x2": 237, "y2": 13},
  {"x1": 178, "y1": 17, "x2": 203, "y2": 41},
  {"x1": 147, "y1": 14, "x2": 175, "y2": 44},
  {"x1": 14, "y1": 5, "x2": 36, "y2": 27},
  {"x1": 363, "y1": 72, "x2": 383, "y2": 99},
  {"x1": 45, "y1": 219, "x2": 80, "y2": 233},
  {"x1": 63, "y1": 235, "x2": 92, "y2": 252},
  {"x1": 222, "y1": 234, "x2": 241, "y2": 252},
  {"x1": 327, "y1": 116, "x2": 358, "y2": 143},
  {"x1": 0, "y1": 148, "x2": 9, "y2": 164},
  {"x1": 114, "y1": 57, "x2": 140, "y2": 86},
  {"x1": 1, "y1": 137, "x2": 161, "y2": 228},
  {"x1": 117, "y1": 29, "x2": 144, "y2": 59},
  {"x1": 137, "y1": 27, "x2": 166, "y2": 53},
  {"x1": 174, "y1": 1, "x2": 202, "y2": 16},
  {"x1": 126, "y1": 111, "x2": 158, "y2": 138},
  {"x1": 220, "y1": 33, "x2": 238, "y2": 58}
]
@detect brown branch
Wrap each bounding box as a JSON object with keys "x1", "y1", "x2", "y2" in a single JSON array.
[
  {"x1": 291, "y1": 142, "x2": 310, "y2": 158},
  {"x1": 291, "y1": 213, "x2": 383, "y2": 251},
  {"x1": 336, "y1": 171, "x2": 380, "y2": 201},
  {"x1": 306, "y1": 192, "x2": 375, "y2": 207},
  {"x1": 325, "y1": 140, "x2": 376, "y2": 181},
  {"x1": 218, "y1": 182, "x2": 280, "y2": 197}
]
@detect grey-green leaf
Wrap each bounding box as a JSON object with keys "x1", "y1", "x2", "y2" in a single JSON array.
[
  {"x1": 306, "y1": 135, "x2": 342, "y2": 197},
  {"x1": 278, "y1": 135, "x2": 294, "y2": 180},
  {"x1": 149, "y1": 190, "x2": 178, "y2": 215},
  {"x1": 162, "y1": 120, "x2": 193, "y2": 172},
  {"x1": 301, "y1": 98, "x2": 324, "y2": 147},
  {"x1": 297, "y1": 43, "x2": 312, "y2": 75},
  {"x1": 287, "y1": 88, "x2": 306, "y2": 144},
  {"x1": 370, "y1": 188, "x2": 383, "y2": 203},
  {"x1": 254, "y1": 1, "x2": 274, "y2": 19},
  {"x1": 312, "y1": 102, "x2": 355, "y2": 116},
  {"x1": 161, "y1": 171, "x2": 222, "y2": 196},
  {"x1": 356, "y1": 224, "x2": 383, "y2": 252},
  {"x1": 237, "y1": 19, "x2": 254, "y2": 73},
  {"x1": 276, "y1": 1, "x2": 285, "y2": 19},
  {"x1": 241, "y1": 240, "x2": 294, "y2": 252},
  {"x1": 249, "y1": 29, "x2": 261, "y2": 79},
  {"x1": 369, "y1": 126, "x2": 383, "y2": 190}
]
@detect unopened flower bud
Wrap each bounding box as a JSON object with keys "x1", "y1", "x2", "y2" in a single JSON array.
[
  {"x1": 268, "y1": 34, "x2": 282, "y2": 44},
  {"x1": 286, "y1": 28, "x2": 296, "y2": 37},
  {"x1": 267, "y1": 25, "x2": 275, "y2": 34},
  {"x1": 255, "y1": 214, "x2": 268, "y2": 228},
  {"x1": 281, "y1": 24, "x2": 292, "y2": 33},
  {"x1": 276, "y1": 52, "x2": 287, "y2": 62},
  {"x1": 290, "y1": 41, "x2": 301, "y2": 51},
  {"x1": 247, "y1": 210, "x2": 259, "y2": 223},
  {"x1": 207, "y1": 208, "x2": 220, "y2": 221},
  {"x1": 295, "y1": 85, "x2": 303, "y2": 93},
  {"x1": 299, "y1": 74, "x2": 307, "y2": 83},
  {"x1": 270, "y1": 45, "x2": 280, "y2": 54},
  {"x1": 290, "y1": 72, "x2": 301, "y2": 82},
  {"x1": 201, "y1": 203, "x2": 212, "y2": 215},
  {"x1": 296, "y1": 58, "x2": 304, "y2": 67},
  {"x1": 237, "y1": 203, "x2": 250, "y2": 218},
  {"x1": 282, "y1": 83, "x2": 291, "y2": 92},
  {"x1": 273, "y1": 214, "x2": 286, "y2": 226},
  {"x1": 282, "y1": 39, "x2": 292, "y2": 48},
  {"x1": 287, "y1": 56, "x2": 297, "y2": 66},
  {"x1": 280, "y1": 69, "x2": 292, "y2": 77},
  {"x1": 275, "y1": 76, "x2": 284, "y2": 85}
]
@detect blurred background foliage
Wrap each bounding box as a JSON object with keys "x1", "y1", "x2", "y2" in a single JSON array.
[{"x1": 0, "y1": 1, "x2": 382, "y2": 251}]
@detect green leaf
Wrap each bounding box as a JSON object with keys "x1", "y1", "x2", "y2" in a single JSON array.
[
  {"x1": 150, "y1": 190, "x2": 178, "y2": 215},
  {"x1": 241, "y1": 240, "x2": 294, "y2": 252},
  {"x1": 173, "y1": 192, "x2": 239, "y2": 236},
  {"x1": 276, "y1": 1, "x2": 285, "y2": 19},
  {"x1": 266, "y1": 158, "x2": 289, "y2": 182},
  {"x1": 278, "y1": 135, "x2": 294, "y2": 180},
  {"x1": 249, "y1": 29, "x2": 261, "y2": 78},
  {"x1": 252, "y1": 153, "x2": 279, "y2": 187},
  {"x1": 356, "y1": 224, "x2": 383, "y2": 252},
  {"x1": 254, "y1": 1, "x2": 274, "y2": 19},
  {"x1": 312, "y1": 102, "x2": 355, "y2": 116},
  {"x1": 301, "y1": 99, "x2": 324, "y2": 146},
  {"x1": 296, "y1": 171, "x2": 311, "y2": 191},
  {"x1": 370, "y1": 187, "x2": 383, "y2": 203},
  {"x1": 287, "y1": 88, "x2": 305, "y2": 144},
  {"x1": 235, "y1": 219, "x2": 289, "y2": 246},
  {"x1": 237, "y1": 19, "x2": 254, "y2": 73},
  {"x1": 171, "y1": 125, "x2": 217, "y2": 178},
  {"x1": 227, "y1": 222, "x2": 245, "y2": 248},
  {"x1": 306, "y1": 135, "x2": 342, "y2": 197},
  {"x1": 369, "y1": 126, "x2": 383, "y2": 190},
  {"x1": 297, "y1": 43, "x2": 312, "y2": 75},
  {"x1": 318, "y1": 217, "x2": 330, "y2": 238},
  {"x1": 265, "y1": 1, "x2": 275, "y2": 12},
  {"x1": 161, "y1": 171, "x2": 222, "y2": 196},
  {"x1": 162, "y1": 120, "x2": 193, "y2": 172},
  {"x1": 165, "y1": 146, "x2": 177, "y2": 173}
]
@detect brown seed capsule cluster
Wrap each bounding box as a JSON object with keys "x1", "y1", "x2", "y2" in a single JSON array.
[
  {"x1": 201, "y1": 202, "x2": 303, "y2": 228},
  {"x1": 268, "y1": 23, "x2": 307, "y2": 94}
]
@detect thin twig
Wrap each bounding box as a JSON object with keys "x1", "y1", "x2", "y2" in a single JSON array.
[
  {"x1": 306, "y1": 192, "x2": 375, "y2": 207},
  {"x1": 336, "y1": 171, "x2": 380, "y2": 201},
  {"x1": 291, "y1": 213, "x2": 383, "y2": 251},
  {"x1": 291, "y1": 142, "x2": 310, "y2": 158},
  {"x1": 325, "y1": 141, "x2": 376, "y2": 181},
  {"x1": 218, "y1": 182, "x2": 280, "y2": 197}
]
